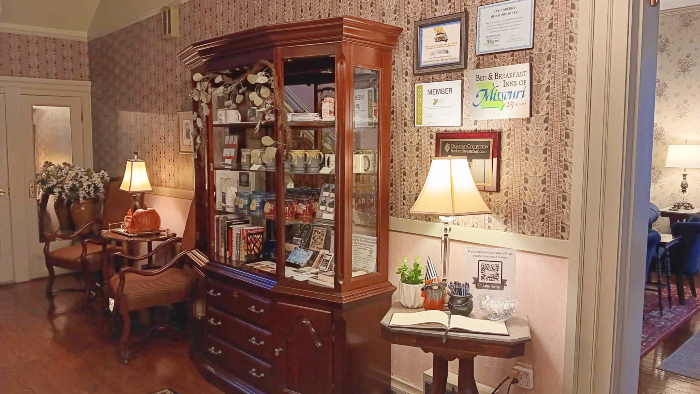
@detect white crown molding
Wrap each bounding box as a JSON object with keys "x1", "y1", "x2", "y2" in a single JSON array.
[
  {"x1": 88, "y1": 0, "x2": 191, "y2": 41},
  {"x1": 661, "y1": 4, "x2": 700, "y2": 15},
  {"x1": 0, "y1": 22, "x2": 87, "y2": 42}
]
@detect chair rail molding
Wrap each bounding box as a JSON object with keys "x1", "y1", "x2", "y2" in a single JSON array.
[{"x1": 565, "y1": 0, "x2": 658, "y2": 392}]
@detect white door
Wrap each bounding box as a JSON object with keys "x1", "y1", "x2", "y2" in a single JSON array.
[
  {"x1": 20, "y1": 96, "x2": 85, "y2": 280},
  {"x1": 0, "y1": 94, "x2": 12, "y2": 284}
]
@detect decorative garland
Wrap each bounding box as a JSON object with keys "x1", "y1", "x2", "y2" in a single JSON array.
[{"x1": 188, "y1": 59, "x2": 290, "y2": 159}]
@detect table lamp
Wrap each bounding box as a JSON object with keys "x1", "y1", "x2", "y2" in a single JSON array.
[
  {"x1": 665, "y1": 144, "x2": 700, "y2": 211},
  {"x1": 410, "y1": 157, "x2": 491, "y2": 281},
  {"x1": 120, "y1": 152, "x2": 152, "y2": 210}
]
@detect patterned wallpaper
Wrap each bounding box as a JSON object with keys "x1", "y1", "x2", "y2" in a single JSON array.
[
  {"x1": 89, "y1": 0, "x2": 578, "y2": 240},
  {"x1": 0, "y1": 32, "x2": 89, "y2": 81},
  {"x1": 651, "y1": 10, "x2": 700, "y2": 233}
]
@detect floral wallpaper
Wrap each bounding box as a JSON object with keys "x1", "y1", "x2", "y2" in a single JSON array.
[
  {"x1": 0, "y1": 32, "x2": 89, "y2": 81},
  {"x1": 89, "y1": 0, "x2": 577, "y2": 240},
  {"x1": 651, "y1": 10, "x2": 700, "y2": 233}
]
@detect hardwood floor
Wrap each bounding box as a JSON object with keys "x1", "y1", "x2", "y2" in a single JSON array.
[
  {"x1": 0, "y1": 275, "x2": 222, "y2": 394},
  {"x1": 639, "y1": 293, "x2": 700, "y2": 393}
]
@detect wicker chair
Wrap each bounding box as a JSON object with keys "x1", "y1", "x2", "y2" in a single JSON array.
[
  {"x1": 43, "y1": 178, "x2": 138, "y2": 311},
  {"x1": 105, "y1": 200, "x2": 197, "y2": 363}
]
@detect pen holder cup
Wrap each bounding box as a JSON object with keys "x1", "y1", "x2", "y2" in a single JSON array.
[{"x1": 448, "y1": 294, "x2": 474, "y2": 317}]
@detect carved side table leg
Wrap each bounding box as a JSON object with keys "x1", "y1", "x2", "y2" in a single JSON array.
[
  {"x1": 431, "y1": 355, "x2": 448, "y2": 394},
  {"x1": 458, "y1": 357, "x2": 479, "y2": 394}
]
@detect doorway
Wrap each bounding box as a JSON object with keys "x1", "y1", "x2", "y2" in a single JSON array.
[{"x1": 0, "y1": 77, "x2": 92, "y2": 284}]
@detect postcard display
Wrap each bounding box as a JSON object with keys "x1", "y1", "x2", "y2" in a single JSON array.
[{"x1": 179, "y1": 18, "x2": 401, "y2": 394}]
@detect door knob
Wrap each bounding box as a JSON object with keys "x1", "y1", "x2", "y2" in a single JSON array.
[{"x1": 0, "y1": 188, "x2": 6, "y2": 196}]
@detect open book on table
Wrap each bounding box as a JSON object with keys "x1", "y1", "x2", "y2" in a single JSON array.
[{"x1": 389, "y1": 310, "x2": 509, "y2": 336}]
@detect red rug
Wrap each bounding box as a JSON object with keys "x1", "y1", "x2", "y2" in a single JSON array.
[{"x1": 642, "y1": 284, "x2": 700, "y2": 358}]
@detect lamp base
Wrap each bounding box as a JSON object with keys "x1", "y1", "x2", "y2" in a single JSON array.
[{"x1": 670, "y1": 201, "x2": 695, "y2": 211}]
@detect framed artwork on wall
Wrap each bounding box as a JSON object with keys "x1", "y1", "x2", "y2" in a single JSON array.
[
  {"x1": 476, "y1": 0, "x2": 535, "y2": 55},
  {"x1": 414, "y1": 12, "x2": 468, "y2": 75},
  {"x1": 177, "y1": 111, "x2": 194, "y2": 154},
  {"x1": 435, "y1": 131, "x2": 501, "y2": 191}
]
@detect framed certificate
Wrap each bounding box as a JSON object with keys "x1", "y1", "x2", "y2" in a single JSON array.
[
  {"x1": 476, "y1": 0, "x2": 535, "y2": 55},
  {"x1": 414, "y1": 12, "x2": 467, "y2": 75},
  {"x1": 435, "y1": 131, "x2": 501, "y2": 191},
  {"x1": 414, "y1": 80, "x2": 463, "y2": 127}
]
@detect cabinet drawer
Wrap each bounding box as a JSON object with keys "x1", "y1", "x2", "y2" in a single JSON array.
[
  {"x1": 206, "y1": 306, "x2": 274, "y2": 362},
  {"x1": 206, "y1": 279, "x2": 272, "y2": 328},
  {"x1": 206, "y1": 335, "x2": 274, "y2": 393}
]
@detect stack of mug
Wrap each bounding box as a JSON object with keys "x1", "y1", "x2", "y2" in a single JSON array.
[{"x1": 288, "y1": 150, "x2": 332, "y2": 173}]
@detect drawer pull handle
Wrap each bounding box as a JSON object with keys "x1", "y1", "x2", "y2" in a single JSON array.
[
  {"x1": 248, "y1": 337, "x2": 265, "y2": 346},
  {"x1": 208, "y1": 347, "x2": 222, "y2": 355},
  {"x1": 232, "y1": 291, "x2": 239, "y2": 299},
  {"x1": 207, "y1": 318, "x2": 222, "y2": 326},
  {"x1": 249, "y1": 368, "x2": 265, "y2": 379},
  {"x1": 207, "y1": 289, "x2": 221, "y2": 297},
  {"x1": 248, "y1": 305, "x2": 264, "y2": 314},
  {"x1": 275, "y1": 348, "x2": 283, "y2": 356}
]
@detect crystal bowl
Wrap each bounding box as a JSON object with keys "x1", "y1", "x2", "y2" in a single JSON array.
[{"x1": 477, "y1": 294, "x2": 518, "y2": 321}]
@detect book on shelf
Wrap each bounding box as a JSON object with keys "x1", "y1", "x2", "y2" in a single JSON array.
[
  {"x1": 241, "y1": 226, "x2": 265, "y2": 262},
  {"x1": 215, "y1": 215, "x2": 246, "y2": 258},
  {"x1": 389, "y1": 310, "x2": 509, "y2": 336}
]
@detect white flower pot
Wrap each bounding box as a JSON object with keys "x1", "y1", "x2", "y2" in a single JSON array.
[{"x1": 399, "y1": 282, "x2": 424, "y2": 309}]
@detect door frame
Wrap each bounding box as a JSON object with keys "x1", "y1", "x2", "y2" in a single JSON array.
[
  {"x1": 564, "y1": 0, "x2": 659, "y2": 393},
  {"x1": 0, "y1": 76, "x2": 92, "y2": 283}
]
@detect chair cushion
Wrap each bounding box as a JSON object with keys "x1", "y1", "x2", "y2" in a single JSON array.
[
  {"x1": 109, "y1": 268, "x2": 193, "y2": 311},
  {"x1": 47, "y1": 242, "x2": 120, "y2": 271}
]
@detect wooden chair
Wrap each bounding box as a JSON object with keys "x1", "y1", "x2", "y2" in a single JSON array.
[
  {"x1": 43, "y1": 178, "x2": 137, "y2": 311},
  {"x1": 105, "y1": 200, "x2": 197, "y2": 363}
]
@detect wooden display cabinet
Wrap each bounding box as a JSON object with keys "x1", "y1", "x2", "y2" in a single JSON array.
[{"x1": 179, "y1": 17, "x2": 401, "y2": 394}]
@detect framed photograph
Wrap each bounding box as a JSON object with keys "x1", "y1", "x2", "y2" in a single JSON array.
[
  {"x1": 177, "y1": 111, "x2": 194, "y2": 154},
  {"x1": 414, "y1": 12, "x2": 468, "y2": 75},
  {"x1": 415, "y1": 80, "x2": 463, "y2": 127},
  {"x1": 435, "y1": 132, "x2": 501, "y2": 191},
  {"x1": 476, "y1": 0, "x2": 535, "y2": 55}
]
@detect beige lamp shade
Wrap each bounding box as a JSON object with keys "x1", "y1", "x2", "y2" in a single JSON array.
[
  {"x1": 666, "y1": 145, "x2": 700, "y2": 169},
  {"x1": 120, "y1": 160, "x2": 152, "y2": 193},
  {"x1": 410, "y1": 157, "x2": 491, "y2": 216}
]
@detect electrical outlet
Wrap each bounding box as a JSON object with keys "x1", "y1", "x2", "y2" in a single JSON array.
[{"x1": 512, "y1": 363, "x2": 534, "y2": 389}]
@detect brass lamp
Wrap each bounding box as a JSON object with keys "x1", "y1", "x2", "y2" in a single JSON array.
[
  {"x1": 666, "y1": 144, "x2": 700, "y2": 211},
  {"x1": 410, "y1": 157, "x2": 491, "y2": 281},
  {"x1": 120, "y1": 152, "x2": 152, "y2": 211}
]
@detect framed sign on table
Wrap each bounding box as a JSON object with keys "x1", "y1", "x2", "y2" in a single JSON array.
[
  {"x1": 414, "y1": 12, "x2": 468, "y2": 75},
  {"x1": 435, "y1": 131, "x2": 501, "y2": 191}
]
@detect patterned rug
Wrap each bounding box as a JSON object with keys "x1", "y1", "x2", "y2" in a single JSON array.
[{"x1": 642, "y1": 283, "x2": 700, "y2": 358}]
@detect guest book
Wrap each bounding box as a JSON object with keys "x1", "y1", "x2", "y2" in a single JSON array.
[{"x1": 389, "y1": 310, "x2": 508, "y2": 336}]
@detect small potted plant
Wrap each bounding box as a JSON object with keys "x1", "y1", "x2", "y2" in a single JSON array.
[{"x1": 396, "y1": 256, "x2": 424, "y2": 308}]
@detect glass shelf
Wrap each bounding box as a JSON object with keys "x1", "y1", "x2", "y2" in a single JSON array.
[{"x1": 212, "y1": 120, "x2": 335, "y2": 129}]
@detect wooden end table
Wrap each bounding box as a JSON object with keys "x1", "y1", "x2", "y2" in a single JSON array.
[
  {"x1": 381, "y1": 303, "x2": 531, "y2": 394},
  {"x1": 660, "y1": 207, "x2": 700, "y2": 228},
  {"x1": 101, "y1": 229, "x2": 176, "y2": 268}
]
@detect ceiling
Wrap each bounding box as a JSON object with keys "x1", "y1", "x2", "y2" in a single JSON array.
[{"x1": 0, "y1": 0, "x2": 184, "y2": 40}]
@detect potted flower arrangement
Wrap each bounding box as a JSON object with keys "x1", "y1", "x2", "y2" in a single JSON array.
[
  {"x1": 396, "y1": 256, "x2": 424, "y2": 308},
  {"x1": 36, "y1": 162, "x2": 109, "y2": 231}
]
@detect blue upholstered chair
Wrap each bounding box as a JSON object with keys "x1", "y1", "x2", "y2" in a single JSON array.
[
  {"x1": 646, "y1": 228, "x2": 664, "y2": 314},
  {"x1": 649, "y1": 203, "x2": 660, "y2": 228},
  {"x1": 670, "y1": 215, "x2": 700, "y2": 299}
]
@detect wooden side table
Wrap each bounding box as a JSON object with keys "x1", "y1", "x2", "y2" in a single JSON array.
[
  {"x1": 381, "y1": 304, "x2": 531, "y2": 394},
  {"x1": 660, "y1": 207, "x2": 700, "y2": 228},
  {"x1": 101, "y1": 229, "x2": 176, "y2": 267}
]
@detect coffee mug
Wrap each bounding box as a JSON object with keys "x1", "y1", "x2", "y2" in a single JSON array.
[
  {"x1": 305, "y1": 150, "x2": 324, "y2": 173},
  {"x1": 240, "y1": 148, "x2": 252, "y2": 170},
  {"x1": 324, "y1": 153, "x2": 336, "y2": 169},
  {"x1": 289, "y1": 150, "x2": 307, "y2": 172},
  {"x1": 226, "y1": 109, "x2": 241, "y2": 123},
  {"x1": 353, "y1": 153, "x2": 376, "y2": 173}
]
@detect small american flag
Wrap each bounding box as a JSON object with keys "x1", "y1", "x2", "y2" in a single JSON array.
[{"x1": 425, "y1": 257, "x2": 439, "y2": 282}]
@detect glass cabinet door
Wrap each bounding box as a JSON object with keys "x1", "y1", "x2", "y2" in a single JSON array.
[
  {"x1": 279, "y1": 54, "x2": 338, "y2": 289},
  {"x1": 350, "y1": 68, "x2": 379, "y2": 278}
]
